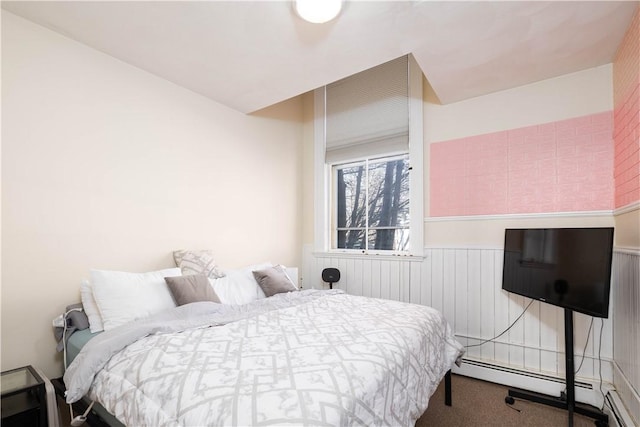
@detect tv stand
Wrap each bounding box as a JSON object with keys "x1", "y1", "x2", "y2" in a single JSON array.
[{"x1": 505, "y1": 308, "x2": 608, "y2": 427}]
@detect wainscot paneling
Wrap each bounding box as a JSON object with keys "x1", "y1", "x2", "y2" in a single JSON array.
[
  {"x1": 612, "y1": 249, "x2": 640, "y2": 426},
  {"x1": 302, "y1": 245, "x2": 615, "y2": 391}
]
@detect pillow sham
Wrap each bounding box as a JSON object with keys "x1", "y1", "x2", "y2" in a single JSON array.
[
  {"x1": 90, "y1": 267, "x2": 181, "y2": 331},
  {"x1": 164, "y1": 274, "x2": 220, "y2": 305},
  {"x1": 210, "y1": 262, "x2": 271, "y2": 305},
  {"x1": 173, "y1": 250, "x2": 225, "y2": 279},
  {"x1": 80, "y1": 279, "x2": 104, "y2": 333},
  {"x1": 252, "y1": 265, "x2": 298, "y2": 297}
]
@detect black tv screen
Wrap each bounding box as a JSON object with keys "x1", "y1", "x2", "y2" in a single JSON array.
[{"x1": 502, "y1": 227, "x2": 614, "y2": 318}]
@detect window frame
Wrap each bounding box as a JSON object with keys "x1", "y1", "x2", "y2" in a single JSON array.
[
  {"x1": 331, "y1": 154, "x2": 411, "y2": 255},
  {"x1": 313, "y1": 55, "x2": 424, "y2": 257}
]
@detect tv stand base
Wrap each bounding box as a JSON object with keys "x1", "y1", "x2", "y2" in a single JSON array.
[{"x1": 506, "y1": 387, "x2": 608, "y2": 427}]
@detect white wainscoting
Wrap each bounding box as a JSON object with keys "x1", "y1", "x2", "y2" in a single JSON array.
[
  {"x1": 612, "y1": 249, "x2": 640, "y2": 426},
  {"x1": 302, "y1": 245, "x2": 615, "y2": 389}
]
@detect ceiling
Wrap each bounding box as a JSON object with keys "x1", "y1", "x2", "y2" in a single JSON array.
[{"x1": 3, "y1": 1, "x2": 638, "y2": 114}]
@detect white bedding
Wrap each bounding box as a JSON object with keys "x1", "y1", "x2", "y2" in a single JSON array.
[{"x1": 65, "y1": 289, "x2": 464, "y2": 426}]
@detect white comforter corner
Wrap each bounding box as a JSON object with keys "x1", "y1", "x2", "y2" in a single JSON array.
[{"x1": 65, "y1": 289, "x2": 464, "y2": 426}]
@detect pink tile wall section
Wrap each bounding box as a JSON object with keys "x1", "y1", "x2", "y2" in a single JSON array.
[
  {"x1": 613, "y1": 7, "x2": 640, "y2": 208},
  {"x1": 614, "y1": 85, "x2": 640, "y2": 208},
  {"x1": 430, "y1": 112, "x2": 614, "y2": 217}
]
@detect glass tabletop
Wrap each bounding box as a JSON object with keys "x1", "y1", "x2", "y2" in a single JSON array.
[{"x1": 1, "y1": 366, "x2": 42, "y2": 395}]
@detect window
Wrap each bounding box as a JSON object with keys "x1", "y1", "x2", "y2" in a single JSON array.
[
  {"x1": 314, "y1": 55, "x2": 423, "y2": 256},
  {"x1": 334, "y1": 155, "x2": 410, "y2": 252}
]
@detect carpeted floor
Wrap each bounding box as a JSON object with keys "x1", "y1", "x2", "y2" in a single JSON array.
[{"x1": 417, "y1": 374, "x2": 601, "y2": 426}]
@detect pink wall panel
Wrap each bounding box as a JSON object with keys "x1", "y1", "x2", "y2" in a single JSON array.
[
  {"x1": 430, "y1": 112, "x2": 614, "y2": 217},
  {"x1": 613, "y1": 7, "x2": 640, "y2": 208}
]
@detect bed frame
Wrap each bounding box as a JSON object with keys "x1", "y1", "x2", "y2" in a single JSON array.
[
  {"x1": 445, "y1": 369, "x2": 452, "y2": 406},
  {"x1": 53, "y1": 370, "x2": 453, "y2": 426}
]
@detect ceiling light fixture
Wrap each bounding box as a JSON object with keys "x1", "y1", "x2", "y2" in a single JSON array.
[{"x1": 294, "y1": 0, "x2": 343, "y2": 24}]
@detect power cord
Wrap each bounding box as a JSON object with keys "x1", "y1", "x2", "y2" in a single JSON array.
[
  {"x1": 62, "y1": 308, "x2": 83, "y2": 370},
  {"x1": 70, "y1": 401, "x2": 95, "y2": 427},
  {"x1": 559, "y1": 317, "x2": 608, "y2": 414},
  {"x1": 465, "y1": 300, "x2": 534, "y2": 348},
  {"x1": 61, "y1": 307, "x2": 96, "y2": 426},
  {"x1": 574, "y1": 317, "x2": 594, "y2": 375}
]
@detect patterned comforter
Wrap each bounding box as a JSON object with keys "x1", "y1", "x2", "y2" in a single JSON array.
[{"x1": 64, "y1": 289, "x2": 464, "y2": 426}]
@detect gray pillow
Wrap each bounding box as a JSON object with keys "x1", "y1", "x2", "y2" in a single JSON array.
[
  {"x1": 252, "y1": 265, "x2": 297, "y2": 297},
  {"x1": 164, "y1": 274, "x2": 221, "y2": 306}
]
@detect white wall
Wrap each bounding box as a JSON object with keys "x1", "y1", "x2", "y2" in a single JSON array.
[
  {"x1": 423, "y1": 65, "x2": 615, "y2": 247},
  {"x1": 1, "y1": 12, "x2": 304, "y2": 378},
  {"x1": 424, "y1": 64, "x2": 613, "y2": 144}
]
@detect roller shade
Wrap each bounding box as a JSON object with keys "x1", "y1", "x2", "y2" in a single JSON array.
[{"x1": 325, "y1": 56, "x2": 409, "y2": 164}]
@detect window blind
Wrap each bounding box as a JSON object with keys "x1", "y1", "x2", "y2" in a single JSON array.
[{"x1": 325, "y1": 55, "x2": 409, "y2": 164}]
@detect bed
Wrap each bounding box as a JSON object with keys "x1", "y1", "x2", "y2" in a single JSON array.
[{"x1": 63, "y1": 288, "x2": 463, "y2": 426}]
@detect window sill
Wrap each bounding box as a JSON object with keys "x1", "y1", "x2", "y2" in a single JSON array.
[{"x1": 311, "y1": 251, "x2": 425, "y2": 262}]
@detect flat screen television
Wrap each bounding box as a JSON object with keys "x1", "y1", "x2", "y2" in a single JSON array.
[{"x1": 501, "y1": 227, "x2": 614, "y2": 318}]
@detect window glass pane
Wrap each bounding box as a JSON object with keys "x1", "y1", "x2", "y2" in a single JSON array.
[
  {"x1": 337, "y1": 230, "x2": 366, "y2": 250},
  {"x1": 367, "y1": 228, "x2": 410, "y2": 252},
  {"x1": 396, "y1": 228, "x2": 410, "y2": 251},
  {"x1": 336, "y1": 164, "x2": 366, "y2": 229},
  {"x1": 367, "y1": 157, "x2": 410, "y2": 229}
]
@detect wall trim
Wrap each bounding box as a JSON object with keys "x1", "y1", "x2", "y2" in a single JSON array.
[
  {"x1": 312, "y1": 251, "x2": 425, "y2": 262},
  {"x1": 425, "y1": 210, "x2": 613, "y2": 222},
  {"x1": 607, "y1": 390, "x2": 635, "y2": 427},
  {"x1": 424, "y1": 191, "x2": 636, "y2": 224},
  {"x1": 612, "y1": 361, "x2": 640, "y2": 426},
  {"x1": 614, "y1": 201, "x2": 640, "y2": 216},
  {"x1": 423, "y1": 244, "x2": 502, "y2": 250},
  {"x1": 614, "y1": 246, "x2": 640, "y2": 255},
  {"x1": 312, "y1": 245, "x2": 639, "y2": 257}
]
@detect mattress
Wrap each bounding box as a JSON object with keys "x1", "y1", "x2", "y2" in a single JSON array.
[{"x1": 66, "y1": 329, "x2": 100, "y2": 367}]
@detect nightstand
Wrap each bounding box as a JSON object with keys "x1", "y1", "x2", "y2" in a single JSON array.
[{"x1": 1, "y1": 365, "x2": 48, "y2": 427}]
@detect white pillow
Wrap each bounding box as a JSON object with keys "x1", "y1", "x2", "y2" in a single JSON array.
[
  {"x1": 91, "y1": 268, "x2": 181, "y2": 331},
  {"x1": 80, "y1": 279, "x2": 104, "y2": 333},
  {"x1": 211, "y1": 262, "x2": 272, "y2": 305}
]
